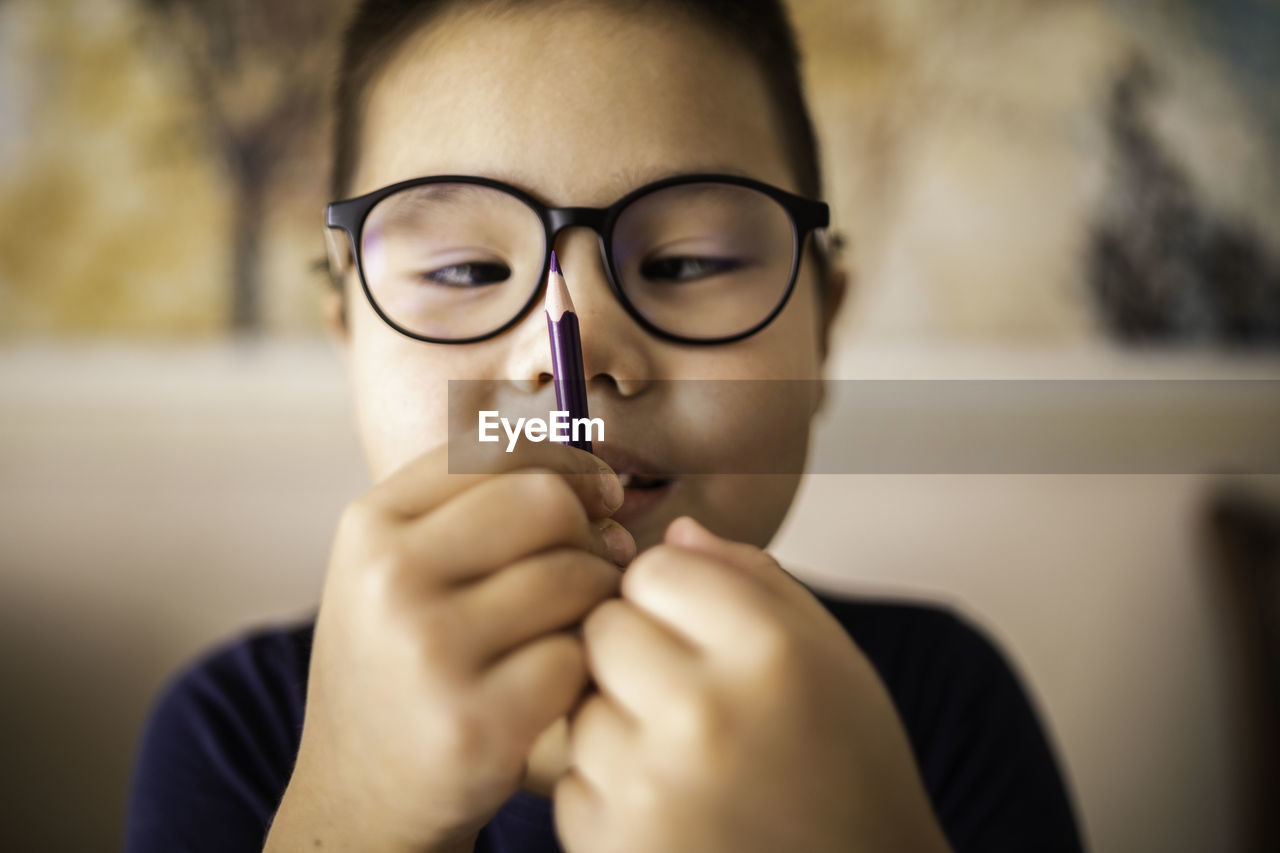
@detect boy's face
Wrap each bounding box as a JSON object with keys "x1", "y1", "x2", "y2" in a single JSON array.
[{"x1": 329, "y1": 3, "x2": 839, "y2": 552}]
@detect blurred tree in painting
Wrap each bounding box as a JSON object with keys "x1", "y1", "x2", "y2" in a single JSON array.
[
  {"x1": 137, "y1": 0, "x2": 348, "y2": 335},
  {"x1": 0, "y1": 0, "x2": 218, "y2": 337},
  {"x1": 0, "y1": 0, "x2": 351, "y2": 338}
]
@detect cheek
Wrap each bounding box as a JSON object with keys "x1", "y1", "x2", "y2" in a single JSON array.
[
  {"x1": 347, "y1": 283, "x2": 457, "y2": 482},
  {"x1": 665, "y1": 376, "x2": 815, "y2": 468},
  {"x1": 655, "y1": 270, "x2": 825, "y2": 466},
  {"x1": 658, "y1": 373, "x2": 814, "y2": 549},
  {"x1": 650, "y1": 277, "x2": 823, "y2": 547},
  {"x1": 766, "y1": 275, "x2": 826, "y2": 376}
]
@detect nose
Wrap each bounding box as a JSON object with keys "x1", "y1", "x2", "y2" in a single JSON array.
[{"x1": 502, "y1": 229, "x2": 653, "y2": 397}]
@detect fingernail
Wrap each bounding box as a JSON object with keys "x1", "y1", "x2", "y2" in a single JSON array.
[
  {"x1": 599, "y1": 469, "x2": 624, "y2": 512},
  {"x1": 601, "y1": 521, "x2": 636, "y2": 566}
]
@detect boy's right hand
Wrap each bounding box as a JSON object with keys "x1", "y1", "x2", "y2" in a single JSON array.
[{"x1": 264, "y1": 440, "x2": 633, "y2": 853}]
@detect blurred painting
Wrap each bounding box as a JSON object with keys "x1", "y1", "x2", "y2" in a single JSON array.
[{"x1": 1, "y1": 0, "x2": 1278, "y2": 343}]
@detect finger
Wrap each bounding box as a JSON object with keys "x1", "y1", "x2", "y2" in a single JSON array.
[
  {"x1": 408, "y1": 471, "x2": 635, "y2": 585},
  {"x1": 581, "y1": 598, "x2": 695, "y2": 722},
  {"x1": 664, "y1": 515, "x2": 810, "y2": 605},
  {"x1": 621, "y1": 544, "x2": 783, "y2": 661},
  {"x1": 522, "y1": 716, "x2": 571, "y2": 792},
  {"x1": 455, "y1": 548, "x2": 622, "y2": 667},
  {"x1": 553, "y1": 767, "x2": 604, "y2": 852},
  {"x1": 363, "y1": 439, "x2": 623, "y2": 522},
  {"x1": 566, "y1": 692, "x2": 635, "y2": 793},
  {"x1": 482, "y1": 631, "x2": 588, "y2": 747}
]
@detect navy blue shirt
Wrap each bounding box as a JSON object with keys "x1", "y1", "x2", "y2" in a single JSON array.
[{"x1": 125, "y1": 594, "x2": 1084, "y2": 852}]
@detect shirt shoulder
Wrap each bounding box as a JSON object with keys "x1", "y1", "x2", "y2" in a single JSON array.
[
  {"x1": 124, "y1": 618, "x2": 315, "y2": 853},
  {"x1": 815, "y1": 594, "x2": 1013, "y2": 716},
  {"x1": 811, "y1": 591, "x2": 1085, "y2": 853}
]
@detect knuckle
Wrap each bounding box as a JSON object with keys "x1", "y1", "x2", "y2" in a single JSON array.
[
  {"x1": 568, "y1": 691, "x2": 608, "y2": 736},
  {"x1": 352, "y1": 539, "x2": 444, "y2": 634},
  {"x1": 581, "y1": 596, "x2": 627, "y2": 643},
  {"x1": 545, "y1": 631, "x2": 588, "y2": 679},
  {"x1": 747, "y1": 620, "x2": 793, "y2": 670},
  {"x1": 518, "y1": 471, "x2": 582, "y2": 528},
  {"x1": 576, "y1": 554, "x2": 622, "y2": 601},
  {"x1": 560, "y1": 560, "x2": 619, "y2": 614},
  {"x1": 356, "y1": 538, "x2": 414, "y2": 606},
  {"x1": 415, "y1": 604, "x2": 462, "y2": 670},
  {"x1": 431, "y1": 702, "x2": 492, "y2": 762},
  {"x1": 337, "y1": 496, "x2": 386, "y2": 543},
  {"x1": 521, "y1": 468, "x2": 568, "y2": 502},
  {"x1": 666, "y1": 690, "x2": 726, "y2": 751},
  {"x1": 548, "y1": 548, "x2": 609, "y2": 591},
  {"x1": 622, "y1": 774, "x2": 664, "y2": 823},
  {"x1": 620, "y1": 545, "x2": 677, "y2": 598},
  {"x1": 524, "y1": 634, "x2": 587, "y2": 706}
]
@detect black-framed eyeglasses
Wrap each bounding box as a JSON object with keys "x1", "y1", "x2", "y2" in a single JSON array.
[{"x1": 325, "y1": 173, "x2": 830, "y2": 345}]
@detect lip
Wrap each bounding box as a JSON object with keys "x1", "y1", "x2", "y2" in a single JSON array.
[{"x1": 592, "y1": 441, "x2": 677, "y2": 525}]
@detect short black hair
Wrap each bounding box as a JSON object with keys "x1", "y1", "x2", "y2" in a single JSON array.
[{"x1": 329, "y1": 0, "x2": 824, "y2": 202}]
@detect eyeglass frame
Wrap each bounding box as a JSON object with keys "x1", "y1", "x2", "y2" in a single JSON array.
[{"x1": 325, "y1": 172, "x2": 831, "y2": 346}]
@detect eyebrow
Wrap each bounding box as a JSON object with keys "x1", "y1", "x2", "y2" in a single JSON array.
[
  {"x1": 460, "y1": 163, "x2": 757, "y2": 199},
  {"x1": 606, "y1": 163, "x2": 756, "y2": 189},
  {"x1": 371, "y1": 182, "x2": 493, "y2": 228},
  {"x1": 368, "y1": 164, "x2": 763, "y2": 211}
]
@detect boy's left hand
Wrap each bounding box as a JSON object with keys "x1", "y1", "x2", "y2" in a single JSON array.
[{"x1": 554, "y1": 516, "x2": 952, "y2": 853}]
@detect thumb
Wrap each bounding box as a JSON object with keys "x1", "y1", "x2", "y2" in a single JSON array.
[{"x1": 664, "y1": 516, "x2": 808, "y2": 602}]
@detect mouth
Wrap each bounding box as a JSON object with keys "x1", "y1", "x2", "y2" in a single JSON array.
[
  {"x1": 593, "y1": 443, "x2": 678, "y2": 525},
  {"x1": 616, "y1": 472, "x2": 669, "y2": 490}
]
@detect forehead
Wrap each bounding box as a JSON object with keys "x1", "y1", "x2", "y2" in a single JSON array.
[{"x1": 353, "y1": 2, "x2": 796, "y2": 206}]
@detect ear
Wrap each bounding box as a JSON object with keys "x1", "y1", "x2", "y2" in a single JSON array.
[
  {"x1": 819, "y1": 263, "x2": 849, "y2": 361},
  {"x1": 322, "y1": 226, "x2": 352, "y2": 347},
  {"x1": 817, "y1": 238, "x2": 849, "y2": 362},
  {"x1": 813, "y1": 237, "x2": 851, "y2": 417},
  {"x1": 321, "y1": 283, "x2": 349, "y2": 345}
]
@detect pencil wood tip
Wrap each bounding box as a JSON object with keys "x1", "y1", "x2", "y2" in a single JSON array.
[{"x1": 545, "y1": 261, "x2": 575, "y2": 320}]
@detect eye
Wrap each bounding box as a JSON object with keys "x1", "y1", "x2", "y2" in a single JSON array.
[
  {"x1": 639, "y1": 255, "x2": 744, "y2": 283},
  {"x1": 422, "y1": 261, "x2": 511, "y2": 287}
]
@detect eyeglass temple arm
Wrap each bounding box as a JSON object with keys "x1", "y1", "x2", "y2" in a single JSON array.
[{"x1": 324, "y1": 205, "x2": 357, "y2": 275}]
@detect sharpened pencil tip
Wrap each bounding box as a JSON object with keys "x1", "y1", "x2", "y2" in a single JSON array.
[
  {"x1": 545, "y1": 259, "x2": 575, "y2": 320},
  {"x1": 549, "y1": 251, "x2": 560, "y2": 274}
]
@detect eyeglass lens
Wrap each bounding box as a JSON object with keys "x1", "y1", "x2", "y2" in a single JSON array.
[{"x1": 359, "y1": 181, "x2": 798, "y2": 341}]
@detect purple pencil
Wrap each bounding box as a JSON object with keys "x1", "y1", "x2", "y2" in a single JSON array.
[{"x1": 545, "y1": 251, "x2": 593, "y2": 453}]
